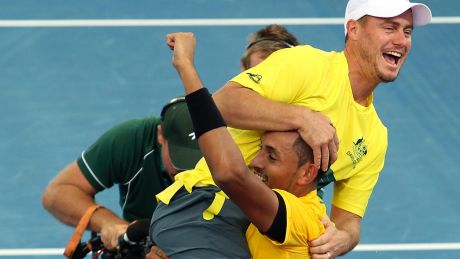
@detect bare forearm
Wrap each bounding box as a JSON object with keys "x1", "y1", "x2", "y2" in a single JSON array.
[
  {"x1": 198, "y1": 128, "x2": 248, "y2": 187},
  {"x1": 174, "y1": 61, "x2": 247, "y2": 184},
  {"x1": 213, "y1": 83, "x2": 306, "y2": 131},
  {"x1": 175, "y1": 61, "x2": 203, "y2": 95},
  {"x1": 198, "y1": 128, "x2": 277, "y2": 231},
  {"x1": 331, "y1": 207, "x2": 361, "y2": 255},
  {"x1": 43, "y1": 161, "x2": 128, "y2": 249},
  {"x1": 43, "y1": 185, "x2": 126, "y2": 232}
]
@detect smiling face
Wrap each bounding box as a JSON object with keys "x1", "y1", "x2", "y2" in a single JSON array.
[
  {"x1": 355, "y1": 10, "x2": 414, "y2": 83},
  {"x1": 249, "y1": 131, "x2": 316, "y2": 194}
]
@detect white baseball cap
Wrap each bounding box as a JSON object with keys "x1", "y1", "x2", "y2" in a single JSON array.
[{"x1": 344, "y1": 0, "x2": 432, "y2": 34}]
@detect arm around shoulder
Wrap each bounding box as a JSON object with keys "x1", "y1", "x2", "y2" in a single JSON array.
[
  {"x1": 330, "y1": 205, "x2": 361, "y2": 254},
  {"x1": 309, "y1": 205, "x2": 361, "y2": 258},
  {"x1": 213, "y1": 82, "x2": 305, "y2": 132},
  {"x1": 213, "y1": 82, "x2": 339, "y2": 171}
]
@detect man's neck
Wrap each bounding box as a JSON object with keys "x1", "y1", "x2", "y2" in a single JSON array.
[
  {"x1": 292, "y1": 185, "x2": 316, "y2": 198},
  {"x1": 344, "y1": 47, "x2": 379, "y2": 107}
]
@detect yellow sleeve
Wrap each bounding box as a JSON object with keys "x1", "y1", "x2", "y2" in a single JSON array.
[
  {"x1": 275, "y1": 190, "x2": 325, "y2": 246},
  {"x1": 230, "y1": 46, "x2": 323, "y2": 105},
  {"x1": 332, "y1": 149, "x2": 386, "y2": 217}
]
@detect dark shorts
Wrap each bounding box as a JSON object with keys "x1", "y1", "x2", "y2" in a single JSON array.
[{"x1": 150, "y1": 186, "x2": 250, "y2": 259}]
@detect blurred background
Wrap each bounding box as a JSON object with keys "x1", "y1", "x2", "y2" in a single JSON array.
[{"x1": 0, "y1": 0, "x2": 459, "y2": 258}]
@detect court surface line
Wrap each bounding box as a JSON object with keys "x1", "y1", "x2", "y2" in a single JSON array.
[
  {"x1": 1, "y1": 243, "x2": 460, "y2": 256},
  {"x1": 0, "y1": 17, "x2": 458, "y2": 27}
]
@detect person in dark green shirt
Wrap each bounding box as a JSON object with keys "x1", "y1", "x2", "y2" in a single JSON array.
[{"x1": 42, "y1": 98, "x2": 202, "y2": 250}]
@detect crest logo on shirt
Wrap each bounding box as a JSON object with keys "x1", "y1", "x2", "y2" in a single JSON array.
[
  {"x1": 246, "y1": 72, "x2": 262, "y2": 84},
  {"x1": 346, "y1": 137, "x2": 368, "y2": 169}
]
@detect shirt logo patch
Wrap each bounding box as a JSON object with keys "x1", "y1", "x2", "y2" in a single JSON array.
[
  {"x1": 346, "y1": 137, "x2": 368, "y2": 169},
  {"x1": 246, "y1": 72, "x2": 262, "y2": 84}
]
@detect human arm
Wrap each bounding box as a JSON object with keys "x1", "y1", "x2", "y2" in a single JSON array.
[
  {"x1": 309, "y1": 206, "x2": 361, "y2": 258},
  {"x1": 166, "y1": 32, "x2": 280, "y2": 231},
  {"x1": 212, "y1": 70, "x2": 338, "y2": 172},
  {"x1": 42, "y1": 161, "x2": 128, "y2": 250},
  {"x1": 309, "y1": 141, "x2": 385, "y2": 257}
]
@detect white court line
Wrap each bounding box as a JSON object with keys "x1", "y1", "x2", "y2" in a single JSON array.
[
  {"x1": 1, "y1": 243, "x2": 460, "y2": 256},
  {"x1": 354, "y1": 243, "x2": 460, "y2": 251},
  {"x1": 0, "y1": 248, "x2": 63, "y2": 256},
  {"x1": 0, "y1": 17, "x2": 458, "y2": 27}
]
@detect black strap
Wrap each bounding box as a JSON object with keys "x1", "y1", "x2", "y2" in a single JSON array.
[
  {"x1": 246, "y1": 37, "x2": 295, "y2": 50},
  {"x1": 264, "y1": 191, "x2": 287, "y2": 243}
]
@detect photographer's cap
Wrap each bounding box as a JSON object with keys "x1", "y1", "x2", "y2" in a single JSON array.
[
  {"x1": 161, "y1": 97, "x2": 202, "y2": 171},
  {"x1": 345, "y1": 0, "x2": 432, "y2": 34}
]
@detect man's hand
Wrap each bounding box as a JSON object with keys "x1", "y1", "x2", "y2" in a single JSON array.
[
  {"x1": 166, "y1": 32, "x2": 196, "y2": 69},
  {"x1": 146, "y1": 246, "x2": 170, "y2": 259},
  {"x1": 309, "y1": 218, "x2": 342, "y2": 258},
  {"x1": 165, "y1": 32, "x2": 203, "y2": 95},
  {"x1": 297, "y1": 108, "x2": 339, "y2": 172},
  {"x1": 309, "y1": 207, "x2": 361, "y2": 258},
  {"x1": 100, "y1": 223, "x2": 129, "y2": 250}
]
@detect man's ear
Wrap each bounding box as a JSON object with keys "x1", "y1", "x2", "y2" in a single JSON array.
[
  {"x1": 346, "y1": 19, "x2": 360, "y2": 40},
  {"x1": 297, "y1": 164, "x2": 318, "y2": 186},
  {"x1": 241, "y1": 61, "x2": 248, "y2": 71},
  {"x1": 157, "y1": 124, "x2": 165, "y2": 145}
]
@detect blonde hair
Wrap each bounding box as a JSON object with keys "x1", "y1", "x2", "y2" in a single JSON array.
[{"x1": 241, "y1": 24, "x2": 299, "y2": 69}]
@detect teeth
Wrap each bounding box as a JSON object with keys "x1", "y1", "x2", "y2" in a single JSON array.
[
  {"x1": 253, "y1": 170, "x2": 267, "y2": 182},
  {"x1": 384, "y1": 51, "x2": 402, "y2": 57}
]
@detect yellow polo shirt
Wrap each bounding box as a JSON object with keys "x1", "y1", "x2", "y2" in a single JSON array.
[
  {"x1": 230, "y1": 45, "x2": 387, "y2": 217},
  {"x1": 246, "y1": 189, "x2": 326, "y2": 259}
]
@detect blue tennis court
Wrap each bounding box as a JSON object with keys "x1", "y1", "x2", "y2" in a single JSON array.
[{"x1": 1, "y1": 0, "x2": 459, "y2": 258}]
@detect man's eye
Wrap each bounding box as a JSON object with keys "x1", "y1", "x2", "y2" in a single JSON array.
[{"x1": 269, "y1": 155, "x2": 276, "y2": 161}]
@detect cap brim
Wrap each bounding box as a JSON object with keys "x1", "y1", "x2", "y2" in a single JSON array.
[
  {"x1": 169, "y1": 143, "x2": 203, "y2": 171},
  {"x1": 367, "y1": 2, "x2": 431, "y2": 26},
  {"x1": 410, "y1": 4, "x2": 432, "y2": 26}
]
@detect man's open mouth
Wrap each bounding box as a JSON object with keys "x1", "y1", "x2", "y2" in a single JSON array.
[{"x1": 383, "y1": 51, "x2": 402, "y2": 66}]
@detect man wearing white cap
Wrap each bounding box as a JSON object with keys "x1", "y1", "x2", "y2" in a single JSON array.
[{"x1": 205, "y1": 0, "x2": 432, "y2": 258}]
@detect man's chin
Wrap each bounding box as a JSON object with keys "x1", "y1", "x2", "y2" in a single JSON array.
[{"x1": 378, "y1": 71, "x2": 399, "y2": 83}]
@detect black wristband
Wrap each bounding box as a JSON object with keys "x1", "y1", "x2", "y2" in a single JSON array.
[{"x1": 185, "y1": 88, "x2": 227, "y2": 139}]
